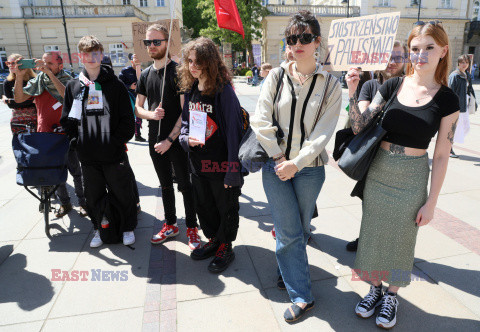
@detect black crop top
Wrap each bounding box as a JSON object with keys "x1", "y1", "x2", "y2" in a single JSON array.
[{"x1": 379, "y1": 77, "x2": 460, "y2": 149}]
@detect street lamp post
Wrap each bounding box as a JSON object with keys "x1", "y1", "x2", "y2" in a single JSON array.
[
  {"x1": 341, "y1": 0, "x2": 350, "y2": 18},
  {"x1": 410, "y1": 0, "x2": 422, "y2": 22},
  {"x1": 340, "y1": 0, "x2": 350, "y2": 87},
  {"x1": 59, "y1": 0, "x2": 73, "y2": 70}
]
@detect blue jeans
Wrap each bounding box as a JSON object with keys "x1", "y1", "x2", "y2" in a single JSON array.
[{"x1": 262, "y1": 161, "x2": 325, "y2": 304}]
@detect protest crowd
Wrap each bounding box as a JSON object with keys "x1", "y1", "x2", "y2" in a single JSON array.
[{"x1": 3, "y1": 9, "x2": 478, "y2": 330}]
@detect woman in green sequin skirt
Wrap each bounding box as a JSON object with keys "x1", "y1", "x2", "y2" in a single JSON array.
[
  {"x1": 345, "y1": 21, "x2": 460, "y2": 329},
  {"x1": 354, "y1": 148, "x2": 429, "y2": 287}
]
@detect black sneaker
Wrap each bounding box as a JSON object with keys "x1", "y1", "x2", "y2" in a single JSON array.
[
  {"x1": 450, "y1": 148, "x2": 459, "y2": 158},
  {"x1": 376, "y1": 292, "x2": 399, "y2": 329},
  {"x1": 208, "y1": 243, "x2": 235, "y2": 273},
  {"x1": 355, "y1": 284, "x2": 383, "y2": 318},
  {"x1": 190, "y1": 238, "x2": 219, "y2": 260},
  {"x1": 55, "y1": 203, "x2": 73, "y2": 218},
  {"x1": 277, "y1": 275, "x2": 286, "y2": 290},
  {"x1": 346, "y1": 238, "x2": 359, "y2": 252},
  {"x1": 135, "y1": 135, "x2": 146, "y2": 142}
]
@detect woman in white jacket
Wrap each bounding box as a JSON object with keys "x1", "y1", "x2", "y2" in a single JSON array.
[{"x1": 251, "y1": 10, "x2": 341, "y2": 323}]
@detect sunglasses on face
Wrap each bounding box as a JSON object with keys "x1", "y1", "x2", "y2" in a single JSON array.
[
  {"x1": 286, "y1": 33, "x2": 317, "y2": 46},
  {"x1": 143, "y1": 39, "x2": 167, "y2": 47},
  {"x1": 414, "y1": 20, "x2": 442, "y2": 26}
]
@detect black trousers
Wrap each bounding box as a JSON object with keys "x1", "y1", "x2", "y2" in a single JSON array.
[
  {"x1": 82, "y1": 156, "x2": 137, "y2": 231},
  {"x1": 148, "y1": 138, "x2": 197, "y2": 228},
  {"x1": 124, "y1": 153, "x2": 140, "y2": 205},
  {"x1": 192, "y1": 174, "x2": 241, "y2": 243}
]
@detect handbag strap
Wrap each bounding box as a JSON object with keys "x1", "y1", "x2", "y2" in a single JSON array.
[
  {"x1": 285, "y1": 76, "x2": 298, "y2": 159},
  {"x1": 379, "y1": 77, "x2": 403, "y2": 124},
  {"x1": 299, "y1": 74, "x2": 318, "y2": 147},
  {"x1": 272, "y1": 68, "x2": 285, "y2": 138}
]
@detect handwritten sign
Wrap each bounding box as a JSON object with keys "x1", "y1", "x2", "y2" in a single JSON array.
[
  {"x1": 324, "y1": 12, "x2": 400, "y2": 71},
  {"x1": 132, "y1": 19, "x2": 181, "y2": 63}
]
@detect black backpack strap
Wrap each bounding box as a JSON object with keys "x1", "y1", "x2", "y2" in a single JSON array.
[
  {"x1": 299, "y1": 74, "x2": 318, "y2": 147},
  {"x1": 285, "y1": 75, "x2": 297, "y2": 160}
]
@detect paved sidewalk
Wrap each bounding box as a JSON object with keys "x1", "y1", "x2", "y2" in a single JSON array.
[{"x1": 0, "y1": 83, "x2": 479, "y2": 331}]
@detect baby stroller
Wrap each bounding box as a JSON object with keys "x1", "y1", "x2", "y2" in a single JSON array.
[{"x1": 12, "y1": 131, "x2": 69, "y2": 239}]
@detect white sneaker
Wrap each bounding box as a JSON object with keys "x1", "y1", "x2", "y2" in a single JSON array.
[
  {"x1": 90, "y1": 230, "x2": 103, "y2": 248},
  {"x1": 123, "y1": 231, "x2": 135, "y2": 246}
]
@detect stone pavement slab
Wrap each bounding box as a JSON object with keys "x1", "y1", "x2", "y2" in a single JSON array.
[
  {"x1": 43, "y1": 307, "x2": 144, "y2": 332},
  {"x1": 177, "y1": 291, "x2": 279, "y2": 332}
]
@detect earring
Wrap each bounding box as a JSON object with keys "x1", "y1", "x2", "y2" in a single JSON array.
[{"x1": 314, "y1": 51, "x2": 320, "y2": 62}]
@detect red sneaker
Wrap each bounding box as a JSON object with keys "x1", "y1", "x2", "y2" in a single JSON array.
[
  {"x1": 187, "y1": 227, "x2": 201, "y2": 250},
  {"x1": 151, "y1": 223, "x2": 179, "y2": 244},
  {"x1": 271, "y1": 226, "x2": 276, "y2": 240}
]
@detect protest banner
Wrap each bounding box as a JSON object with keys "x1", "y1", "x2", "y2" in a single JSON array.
[
  {"x1": 132, "y1": 19, "x2": 181, "y2": 62},
  {"x1": 324, "y1": 12, "x2": 401, "y2": 71}
]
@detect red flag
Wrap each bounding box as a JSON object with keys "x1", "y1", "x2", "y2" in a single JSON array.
[{"x1": 214, "y1": 0, "x2": 245, "y2": 39}]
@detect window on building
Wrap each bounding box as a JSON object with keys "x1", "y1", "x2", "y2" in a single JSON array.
[
  {"x1": 139, "y1": 0, "x2": 148, "y2": 7},
  {"x1": 378, "y1": 0, "x2": 390, "y2": 6},
  {"x1": 0, "y1": 47, "x2": 7, "y2": 68},
  {"x1": 109, "y1": 43, "x2": 124, "y2": 66},
  {"x1": 44, "y1": 45, "x2": 59, "y2": 52},
  {"x1": 74, "y1": 27, "x2": 89, "y2": 38},
  {"x1": 106, "y1": 27, "x2": 122, "y2": 37},
  {"x1": 439, "y1": 0, "x2": 452, "y2": 8},
  {"x1": 156, "y1": 0, "x2": 165, "y2": 6},
  {"x1": 261, "y1": 0, "x2": 269, "y2": 5},
  {"x1": 41, "y1": 28, "x2": 57, "y2": 39},
  {"x1": 123, "y1": 0, "x2": 131, "y2": 4}
]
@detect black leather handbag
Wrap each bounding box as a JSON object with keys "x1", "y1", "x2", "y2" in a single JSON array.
[
  {"x1": 337, "y1": 77, "x2": 403, "y2": 181},
  {"x1": 238, "y1": 68, "x2": 285, "y2": 172}
]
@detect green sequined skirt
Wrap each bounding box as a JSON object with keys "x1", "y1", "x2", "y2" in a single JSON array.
[{"x1": 354, "y1": 148, "x2": 429, "y2": 287}]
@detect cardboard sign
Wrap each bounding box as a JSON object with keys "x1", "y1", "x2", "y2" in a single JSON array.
[
  {"x1": 324, "y1": 12, "x2": 400, "y2": 71},
  {"x1": 132, "y1": 19, "x2": 181, "y2": 63}
]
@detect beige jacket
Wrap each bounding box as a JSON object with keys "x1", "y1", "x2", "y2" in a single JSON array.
[{"x1": 251, "y1": 61, "x2": 342, "y2": 171}]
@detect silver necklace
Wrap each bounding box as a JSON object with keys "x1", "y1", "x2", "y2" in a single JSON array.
[
  {"x1": 295, "y1": 64, "x2": 317, "y2": 82},
  {"x1": 410, "y1": 83, "x2": 431, "y2": 104}
]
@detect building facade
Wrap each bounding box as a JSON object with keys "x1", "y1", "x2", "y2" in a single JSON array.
[
  {"x1": 261, "y1": 0, "x2": 476, "y2": 70},
  {"x1": 0, "y1": 0, "x2": 182, "y2": 72}
]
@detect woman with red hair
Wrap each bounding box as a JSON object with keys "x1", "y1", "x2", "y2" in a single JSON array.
[{"x1": 346, "y1": 21, "x2": 459, "y2": 329}]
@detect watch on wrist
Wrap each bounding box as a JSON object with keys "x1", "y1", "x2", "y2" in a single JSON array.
[{"x1": 166, "y1": 136, "x2": 174, "y2": 143}]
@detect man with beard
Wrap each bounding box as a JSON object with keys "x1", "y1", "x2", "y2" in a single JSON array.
[
  {"x1": 134, "y1": 24, "x2": 199, "y2": 249},
  {"x1": 13, "y1": 52, "x2": 87, "y2": 218},
  {"x1": 345, "y1": 41, "x2": 407, "y2": 252}
]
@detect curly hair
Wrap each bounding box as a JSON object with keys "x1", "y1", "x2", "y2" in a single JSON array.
[{"x1": 177, "y1": 37, "x2": 231, "y2": 96}]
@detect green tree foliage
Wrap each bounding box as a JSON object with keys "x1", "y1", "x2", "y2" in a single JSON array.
[
  {"x1": 196, "y1": 0, "x2": 269, "y2": 57},
  {"x1": 182, "y1": 0, "x2": 209, "y2": 38}
]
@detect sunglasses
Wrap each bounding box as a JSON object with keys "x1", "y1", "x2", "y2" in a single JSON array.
[
  {"x1": 143, "y1": 39, "x2": 167, "y2": 47},
  {"x1": 414, "y1": 20, "x2": 442, "y2": 26},
  {"x1": 286, "y1": 33, "x2": 317, "y2": 46}
]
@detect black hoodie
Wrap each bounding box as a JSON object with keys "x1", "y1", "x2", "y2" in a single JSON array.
[{"x1": 61, "y1": 65, "x2": 135, "y2": 165}]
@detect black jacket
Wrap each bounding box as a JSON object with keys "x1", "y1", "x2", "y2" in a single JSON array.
[
  {"x1": 179, "y1": 82, "x2": 244, "y2": 187},
  {"x1": 60, "y1": 65, "x2": 134, "y2": 165}
]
